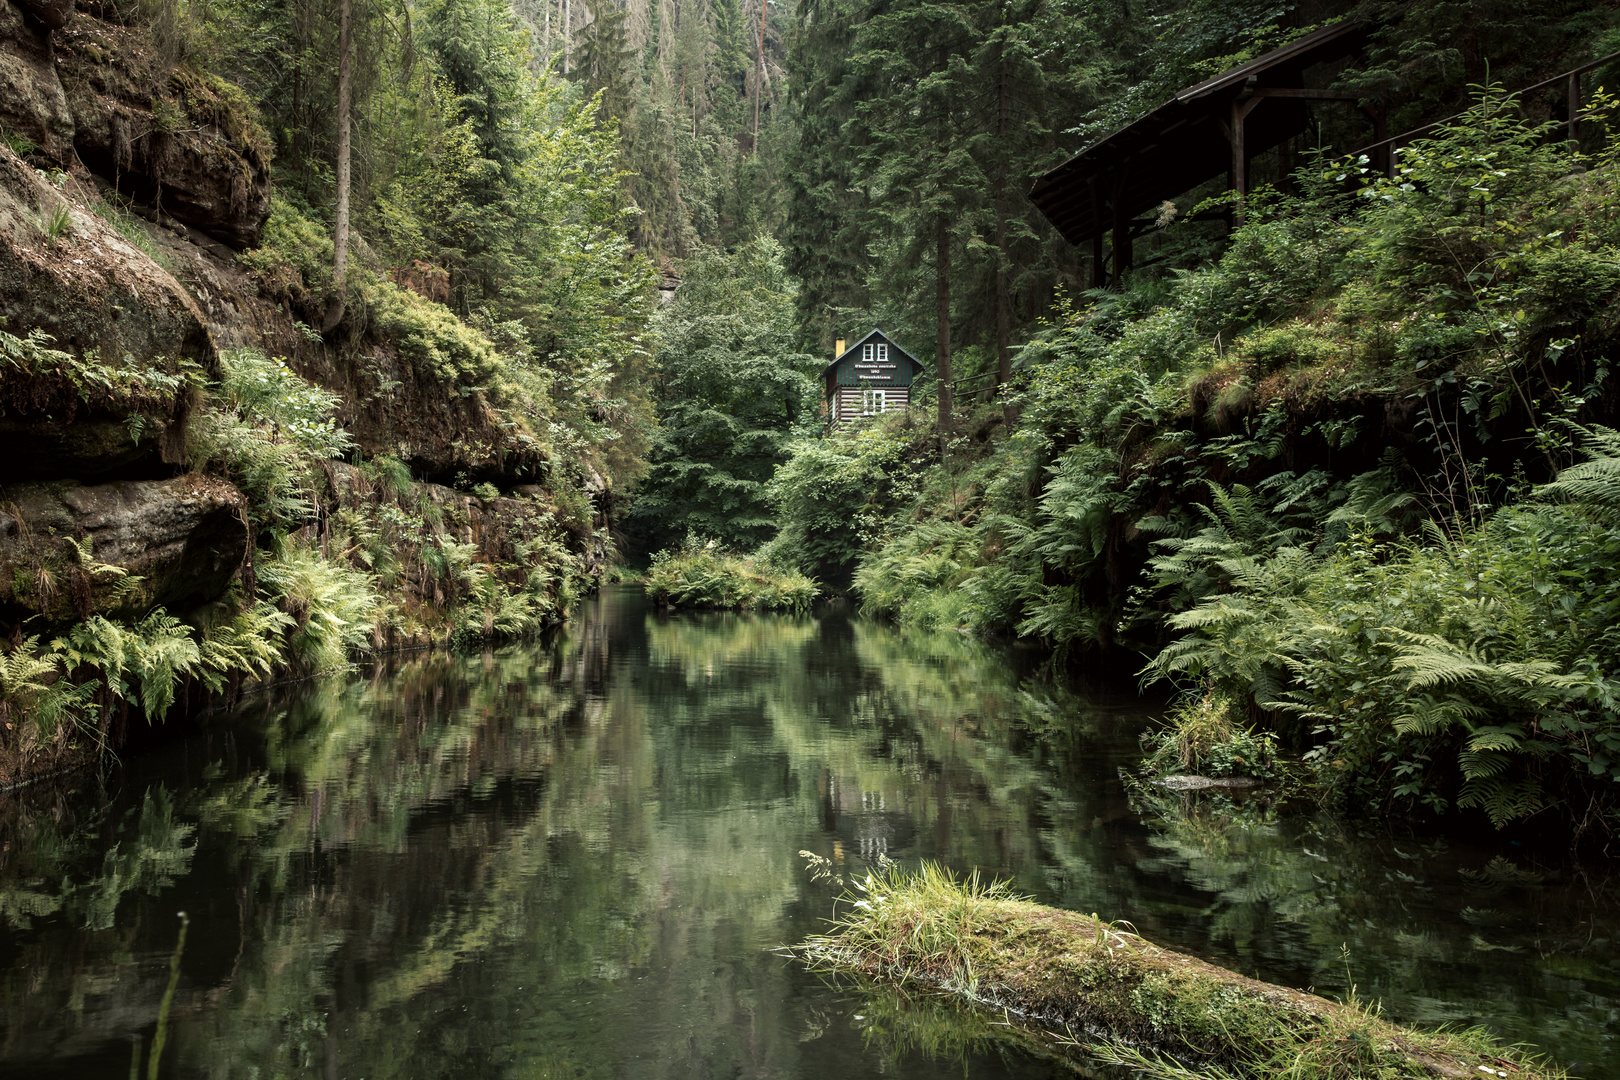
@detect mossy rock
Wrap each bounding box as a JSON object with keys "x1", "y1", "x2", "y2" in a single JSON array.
[{"x1": 799, "y1": 867, "x2": 1566, "y2": 1079}]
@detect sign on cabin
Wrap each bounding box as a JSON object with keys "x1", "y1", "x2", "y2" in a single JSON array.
[{"x1": 822, "y1": 330, "x2": 925, "y2": 428}]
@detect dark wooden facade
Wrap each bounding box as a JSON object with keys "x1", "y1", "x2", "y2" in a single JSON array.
[{"x1": 823, "y1": 330, "x2": 925, "y2": 427}]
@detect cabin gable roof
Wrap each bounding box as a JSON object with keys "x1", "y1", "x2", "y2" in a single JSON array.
[{"x1": 822, "y1": 329, "x2": 926, "y2": 388}]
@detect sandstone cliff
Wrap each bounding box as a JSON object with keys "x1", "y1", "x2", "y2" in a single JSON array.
[{"x1": 0, "y1": 0, "x2": 608, "y2": 786}]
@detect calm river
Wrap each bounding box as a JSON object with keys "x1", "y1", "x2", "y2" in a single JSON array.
[{"x1": 0, "y1": 586, "x2": 1615, "y2": 1077}]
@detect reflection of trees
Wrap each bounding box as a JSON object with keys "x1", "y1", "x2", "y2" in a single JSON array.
[
  {"x1": 1112, "y1": 790, "x2": 1620, "y2": 1067},
  {"x1": 0, "y1": 591, "x2": 1613, "y2": 1077}
]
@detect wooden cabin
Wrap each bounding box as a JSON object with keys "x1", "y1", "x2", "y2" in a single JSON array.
[{"x1": 823, "y1": 330, "x2": 925, "y2": 428}]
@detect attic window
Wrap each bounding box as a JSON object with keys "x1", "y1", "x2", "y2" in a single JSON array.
[{"x1": 862, "y1": 343, "x2": 889, "y2": 363}]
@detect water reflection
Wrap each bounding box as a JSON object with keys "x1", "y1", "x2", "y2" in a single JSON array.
[{"x1": 0, "y1": 587, "x2": 1613, "y2": 1078}]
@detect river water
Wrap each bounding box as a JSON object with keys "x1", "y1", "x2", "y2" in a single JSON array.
[{"x1": 0, "y1": 586, "x2": 1615, "y2": 1078}]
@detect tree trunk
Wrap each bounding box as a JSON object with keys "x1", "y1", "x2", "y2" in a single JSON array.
[
  {"x1": 323, "y1": 0, "x2": 352, "y2": 334},
  {"x1": 752, "y1": 0, "x2": 767, "y2": 152},
  {"x1": 564, "y1": 0, "x2": 571, "y2": 74},
  {"x1": 935, "y1": 212, "x2": 953, "y2": 442}
]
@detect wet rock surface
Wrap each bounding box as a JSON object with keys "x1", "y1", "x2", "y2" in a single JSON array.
[
  {"x1": 0, "y1": 146, "x2": 210, "y2": 478},
  {"x1": 54, "y1": 18, "x2": 272, "y2": 248},
  {"x1": 0, "y1": 1, "x2": 76, "y2": 159},
  {"x1": 15, "y1": 0, "x2": 73, "y2": 28}
]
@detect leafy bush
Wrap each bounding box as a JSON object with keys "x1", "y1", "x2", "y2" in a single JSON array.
[
  {"x1": 854, "y1": 521, "x2": 983, "y2": 630},
  {"x1": 238, "y1": 196, "x2": 334, "y2": 307},
  {"x1": 256, "y1": 543, "x2": 380, "y2": 673},
  {"x1": 1141, "y1": 690, "x2": 1279, "y2": 779},
  {"x1": 451, "y1": 523, "x2": 583, "y2": 647},
  {"x1": 766, "y1": 425, "x2": 921, "y2": 583},
  {"x1": 645, "y1": 537, "x2": 819, "y2": 613},
  {"x1": 1145, "y1": 432, "x2": 1620, "y2": 831},
  {"x1": 367, "y1": 278, "x2": 507, "y2": 388},
  {"x1": 625, "y1": 238, "x2": 821, "y2": 553}
]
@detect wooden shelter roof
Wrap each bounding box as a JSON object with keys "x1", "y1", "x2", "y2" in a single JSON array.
[{"x1": 1028, "y1": 21, "x2": 1368, "y2": 246}]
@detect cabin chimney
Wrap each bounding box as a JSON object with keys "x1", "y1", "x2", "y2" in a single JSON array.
[{"x1": 835, "y1": 337, "x2": 845, "y2": 358}]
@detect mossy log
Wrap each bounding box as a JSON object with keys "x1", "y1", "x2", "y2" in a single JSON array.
[{"x1": 794, "y1": 864, "x2": 1560, "y2": 1079}]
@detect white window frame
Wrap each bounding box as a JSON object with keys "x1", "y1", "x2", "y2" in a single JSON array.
[{"x1": 861, "y1": 388, "x2": 887, "y2": 416}]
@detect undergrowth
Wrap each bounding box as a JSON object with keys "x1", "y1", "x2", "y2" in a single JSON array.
[
  {"x1": 645, "y1": 536, "x2": 818, "y2": 613},
  {"x1": 770, "y1": 88, "x2": 1620, "y2": 838}
]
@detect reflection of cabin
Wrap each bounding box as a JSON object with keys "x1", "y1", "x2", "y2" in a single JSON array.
[{"x1": 823, "y1": 329, "x2": 925, "y2": 428}]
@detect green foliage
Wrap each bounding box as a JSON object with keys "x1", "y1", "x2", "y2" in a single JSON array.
[
  {"x1": 0, "y1": 637, "x2": 95, "y2": 748},
  {"x1": 239, "y1": 196, "x2": 334, "y2": 307},
  {"x1": 450, "y1": 518, "x2": 584, "y2": 647},
  {"x1": 256, "y1": 542, "x2": 380, "y2": 674},
  {"x1": 1144, "y1": 436, "x2": 1620, "y2": 829},
  {"x1": 853, "y1": 521, "x2": 983, "y2": 630},
  {"x1": 832, "y1": 92, "x2": 1620, "y2": 836},
  {"x1": 765, "y1": 425, "x2": 921, "y2": 582},
  {"x1": 801, "y1": 862, "x2": 1564, "y2": 1079},
  {"x1": 56, "y1": 611, "x2": 201, "y2": 723},
  {"x1": 1141, "y1": 691, "x2": 1280, "y2": 780},
  {"x1": 188, "y1": 349, "x2": 352, "y2": 525},
  {"x1": 644, "y1": 537, "x2": 819, "y2": 613},
  {"x1": 0, "y1": 325, "x2": 196, "y2": 419},
  {"x1": 367, "y1": 279, "x2": 508, "y2": 388},
  {"x1": 627, "y1": 238, "x2": 821, "y2": 553}
]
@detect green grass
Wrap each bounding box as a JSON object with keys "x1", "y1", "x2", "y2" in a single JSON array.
[
  {"x1": 644, "y1": 542, "x2": 818, "y2": 613},
  {"x1": 796, "y1": 863, "x2": 1567, "y2": 1079},
  {"x1": 1141, "y1": 690, "x2": 1281, "y2": 780}
]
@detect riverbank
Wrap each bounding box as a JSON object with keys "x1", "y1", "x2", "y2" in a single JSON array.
[{"x1": 795, "y1": 863, "x2": 1567, "y2": 1079}]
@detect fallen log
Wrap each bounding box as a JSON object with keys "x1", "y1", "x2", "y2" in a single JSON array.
[{"x1": 790, "y1": 862, "x2": 1564, "y2": 1080}]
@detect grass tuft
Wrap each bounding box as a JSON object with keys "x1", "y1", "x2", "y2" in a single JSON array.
[
  {"x1": 645, "y1": 537, "x2": 818, "y2": 613},
  {"x1": 796, "y1": 863, "x2": 1568, "y2": 1079}
]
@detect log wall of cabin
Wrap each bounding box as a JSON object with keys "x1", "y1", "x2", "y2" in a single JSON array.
[{"x1": 833, "y1": 384, "x2": 909, "y2": 425}]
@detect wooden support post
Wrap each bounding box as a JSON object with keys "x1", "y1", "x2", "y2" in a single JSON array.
[
  {"x1": 1090, "y1": 182, "x2": 1105, "y2": 289},
  {"x1": 1376, "y1": 109, "x2": 1390, "y2": 178},
  {"x1": 1360, "y1": 103, "x2": 1390, "y2": 178},
  {"x1": 1231, "y1": 98, "x2": 1245, "y2": 200},
  {"x1": 1229, "y1": 95, "x2": 1263, "y2": 225},
  {"x1": 1110, "y1": 177, "x2": 1132, "y2": 283}
]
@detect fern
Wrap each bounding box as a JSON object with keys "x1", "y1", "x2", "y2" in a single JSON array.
[
  {"x1": 1385, "y1": 630, "x2": 1564, "y2": 691},
  {"x1": 1538, "y1": 424, "x2": 1620, "y2": 521}
]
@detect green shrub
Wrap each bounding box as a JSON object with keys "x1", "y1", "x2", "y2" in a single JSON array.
[
  {"x1": 239, "y1": 196, "x2": 334, "y2": 306},
  {"x1": 854, "y1": 521, "x2": 983, "y2": 630},
  {"x1": 1145, "y1": 433, "x2": 1620, "y2": 830},
  {"x1": 1141, "y1": 691, "x2": 1280, "y2": 779},
  {"x1": 188, "y1": 349, "x2": 353, "y2": 524},
  {"x1": 450, "y1": 523, "x2": 583, "y2": 647},
  {"x1": 645, "y1": 537, "x2": 819, "y2": 613},
  {"x1": 766, "y1": 426, "x2": 920, "y2": 581},
  {"x1": 366, "y1": 277, "x2": 506, "y2": 388}
]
